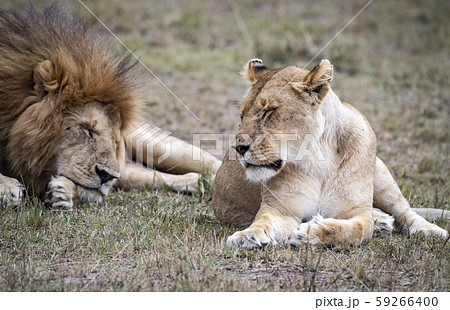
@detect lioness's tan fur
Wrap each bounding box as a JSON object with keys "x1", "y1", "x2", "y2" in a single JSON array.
[
  {"x1": 0, "y1": 6, "x2": 220, "y2": 208},
  {"x1": 213, "y1": 59, "x2": 447, "y2": 247}
]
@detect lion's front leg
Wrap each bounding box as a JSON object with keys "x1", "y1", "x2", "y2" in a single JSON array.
[
  {"x1": 227, "y1": 205, "x2": 298, "y2": 248},
  {"x1": 126, "y1": 123, "x2": 222, "y2": 175},
  {"x1": 117, "y1": 162, "x2": 199, "y2": 193},
  {"x1": 0, "y1": 173, "x2": 25, "y2": 206},
  {"x1": 44, "y1": 176, "x2": 78, "y2": 209}
]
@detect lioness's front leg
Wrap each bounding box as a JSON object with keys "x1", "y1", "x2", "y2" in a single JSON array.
[
  {"x1": 0, "y1": 173, "x2": 25, "y2": 206},
  {"x1": 117, "y1": 162, "x2": 199, "y2": 193},
  {"x1": 44, "y1": 175, "x2": 78, "y2": 209},
  {"x1": 227, "y1": 204, "x2": 298, "y2": 248},
  {"x1": 288, "y1": 113, "x2": 379, "y2": 246},
  {"x1": 290, "y1": 209, "x2": 374, "y2": 246}
]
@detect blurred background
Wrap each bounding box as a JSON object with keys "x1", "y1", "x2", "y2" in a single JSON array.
[{"x1": 3, "y1": 0, "x2": 449, "y2": 203}]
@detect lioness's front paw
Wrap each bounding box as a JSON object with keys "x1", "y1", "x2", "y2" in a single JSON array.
[
  {"x1": 44, "y1": 176, "x2": 77, "y2": 210},
  {"x1": 227, "y1": 227, "x2": 276, "y2": 248},
  {"x1": 373, "y1": 209, "x2": 395, "y2": 238},
  {"x1": 0, "y1": 177, "x2": 25, "y2": 206},
  {"x1": 289, "y1": 215, "x2": 323, "y2": 245}
]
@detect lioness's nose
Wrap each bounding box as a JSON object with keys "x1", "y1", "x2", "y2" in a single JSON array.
[
  {"x1": 234, "y1": 144, "x2": 250, "y2": 156},
  {"x1": 95, "y1": 166, "x2": 118, "y2": 184}
]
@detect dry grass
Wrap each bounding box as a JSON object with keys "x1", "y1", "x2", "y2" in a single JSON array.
[{"x1": 0, "y1": 0, "x2": 449, "y2": 291}]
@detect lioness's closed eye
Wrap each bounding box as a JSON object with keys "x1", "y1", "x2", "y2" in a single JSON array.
[{"x1": 212, "y1": 58, "x2": 448, "y2": 248}]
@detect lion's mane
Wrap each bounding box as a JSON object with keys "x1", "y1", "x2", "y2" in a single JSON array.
[{"x1": 0, "y1": 5, "x2": 141, "y2": 195}]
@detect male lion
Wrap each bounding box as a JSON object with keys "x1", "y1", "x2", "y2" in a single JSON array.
[
  {"x1": 0, "y1": 6, "x2": 220, "y2": 208},
  {"x1": 212, "y1": 59, "x2": 448, "y2": 248}
]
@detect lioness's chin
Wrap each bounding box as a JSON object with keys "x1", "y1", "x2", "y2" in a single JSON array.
[
  {"x1": 239, "y1": 158, "x2": 284, "y2": 183},
  {"x1": 245, "y1": 167, "x2": 278, "y2": 183}
]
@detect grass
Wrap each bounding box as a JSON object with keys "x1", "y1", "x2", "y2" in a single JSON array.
[{"x1": 0, "y1": 0, "x2": 449, "y2": 291}]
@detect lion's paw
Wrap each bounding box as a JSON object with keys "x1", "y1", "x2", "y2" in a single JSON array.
[
  {"x1": 373, "y1": 211, "x2": 394, "y2": 238},
  {"x1": 227, "y1": 227, "x2": 276, "y2": 248},
  {"x1": 184, "y1": 172, "x2": 200, "y2": 193},
  {"x1": 170, "y1": 172, "x2": 200, "y2": 193},
  {"x1": 289, "y1": 215, "x2": 323, "y2": 246},
  {"x1": 44, "y1": 176, "x2": 77, "y2": 210},
  {"x1": 409, "y1": 223, "x2": 448, "y2": 238},
  {"x1": 0, "y1": 176, "x2": 25, "y2": 206}
]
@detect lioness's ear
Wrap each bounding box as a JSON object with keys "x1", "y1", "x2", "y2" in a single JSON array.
[
  {"x1": 243, "y1": 58, "x2": 270, "y2": 86},
  {"x1": 304, "y1": 59, "x2": 333, "y2": 90},
  {"x1": 33, "y1": 60, "x2": 59, "y2": 96}
]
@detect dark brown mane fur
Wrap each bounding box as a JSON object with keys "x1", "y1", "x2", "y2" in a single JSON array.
[{"x1": 0, "y1": 5, "x2": 141, "y2": 194}]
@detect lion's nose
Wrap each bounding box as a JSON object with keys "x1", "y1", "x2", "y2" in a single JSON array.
[
  {"x1": 95, "y1": 166, "x2": 118, "y2": 184},
  {"x1": 234, "y1": 144, "x2": 250, "y2": 156}
]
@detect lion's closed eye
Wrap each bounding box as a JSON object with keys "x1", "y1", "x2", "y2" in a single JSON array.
[
  {"x1": 81, "y1": 126, "x2": 98, "y2": 140},
  {"x1": 81, "y1": 127, "x2": 94, "y2": 139},
  {"x1": 261, "y1": 107, "x2": 277, "y2": 120}
]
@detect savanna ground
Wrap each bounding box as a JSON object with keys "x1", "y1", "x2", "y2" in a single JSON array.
[{"x1": 0, "y1": 0, "x2": 449, "y2": 292}]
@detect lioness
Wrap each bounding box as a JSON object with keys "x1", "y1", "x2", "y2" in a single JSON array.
[
  {"x1": 0, "y1": 6, "x2": 220, "y2": 208},
  {"x1": 212, "y1": 59, "x2": 448, "y2": 248}
]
